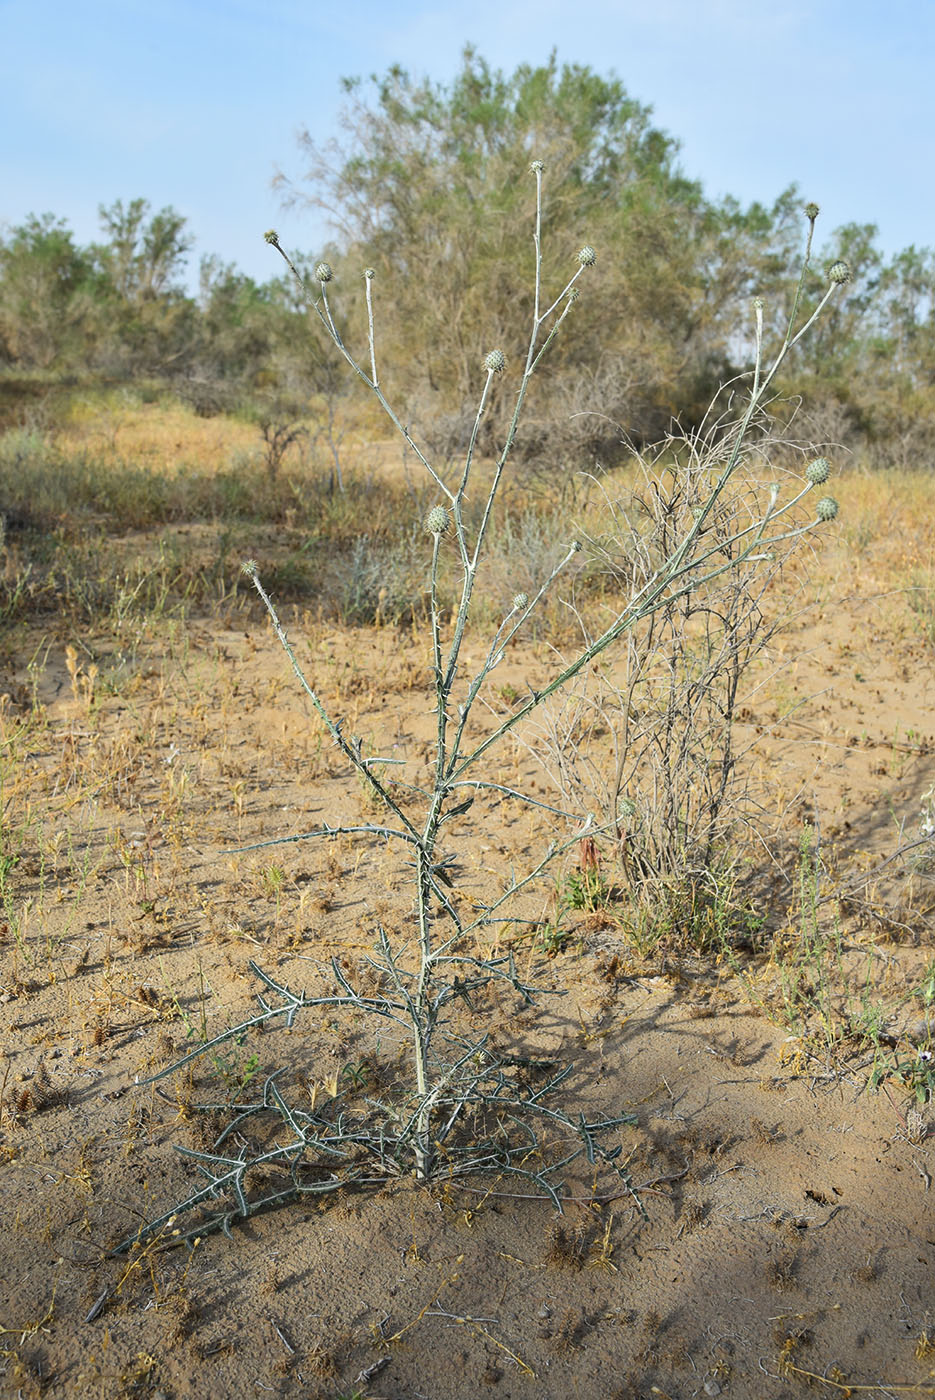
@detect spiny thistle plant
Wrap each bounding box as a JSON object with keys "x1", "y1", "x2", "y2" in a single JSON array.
[{"x1": 116, "y1": 168, "x2": 845, "y2": 1253}]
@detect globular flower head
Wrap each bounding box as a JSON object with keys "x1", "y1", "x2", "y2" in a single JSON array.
[
  {"x1": 577, "y1": 245, "x2": 596, "y2": 268},
  {"x1": 484, "y1": 349, "x2": 505, "y2": 374},
  {"x1": 363, "y1": 267, "x2": 376, "y2": 280},
  {"x1": 315, "y1": 261, "x2": 333, "y2": 284},
  {"x1": 512, "y1": 591, "x2": 529, "y2": 611},
  {"x1": 815, "y1": 496, "x2": 839, "y2": 522},
  {"x1": 424, "y1": 505, "x2": 450, "y2": 536},
  {"x1": 752, "y1": 295, "x2": 764, "y2": 311},
  {"x1": 529, "y1": 159, "x2": 544, "y2": 174},
  {"x1": 806, "y1": 457, "x2": 831, "y2": 485},
  {"x1": 828, "y1": 260, "x2": 851, "y2": 286},
  {"x1": 241, "y1": 558, "x2": 259, "y2": 578},
  {"x1": 263, "y1": 230, "x2": 280, "y2": 246},
  {"x1": 804, "y1": 202, "x2": 820, "y2": 221}
]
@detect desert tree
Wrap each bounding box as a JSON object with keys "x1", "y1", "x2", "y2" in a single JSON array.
[
  {"x1": 0, "y1": 214, "x2": 97, "y2": 369},
  {"x1": 277, "y1": 48, "x2": 801, "y2": 465}
]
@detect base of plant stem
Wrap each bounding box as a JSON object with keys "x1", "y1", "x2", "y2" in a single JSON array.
[{"x1": 113, "y1": 960, "x2": 643, "y2": 1255}]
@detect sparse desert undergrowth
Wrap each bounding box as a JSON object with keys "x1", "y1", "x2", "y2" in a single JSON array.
[
  {"x1": 0, "y1": 423, "x2": 934, "y2": 1394},
  {"x1": 2, "y1": 195, "x2": 935, "y2": 1389}
]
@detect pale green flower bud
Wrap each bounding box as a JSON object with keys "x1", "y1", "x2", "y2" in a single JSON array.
[
  {"x1": 815, "y1": 496, "x2": 839, "y2": 521},
  {"x1": 806, "y1": 457, "x2": 831, "y2": 485},
  {"x1": 804, "y1": 202, "x2": 820, "y2": 221},
  {"x1": 484, "y1": 349, "x2": 505, "y2": 374},
  {"x1": 315, "y1": 261, "x2": 333, "y2": 283},
  {"x1": 529, "y1": 160, "x2": 544, "y2": 173},
  {"x1": 512, "y1": 592, "x2": 529, "y2": 611},
  {"x1": 263, "y1": 230, "x2": 280, "y2": 245},
  {"x1": 828, "y1": 261, "x2": 851, "y2": 285},
  {"x1": 577, "y1": 245, "x2": 596, "y2": 268},
  {"x1": 424, "y1": 506, "x2": 450, "y2": 536}
]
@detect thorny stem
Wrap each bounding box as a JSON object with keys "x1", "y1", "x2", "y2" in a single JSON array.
[
  {"x1": 266, "y1": 236, "x2": 451, "y2": 498},
  {"x1": 244, "y1": 565, "x2": 420, "y2": 843},
  {"x1": 751, "y1": 296, "x2": 764, "y2": 401},
  {"x1": 429, "y1": 531, "x2": 446, "y2": 785},
  {"x1": 364, "y1": 271, "x2": 378, "y2": 387},
  {"x1": 783, "y1": 209, "x2": 818, "y2": 359}
]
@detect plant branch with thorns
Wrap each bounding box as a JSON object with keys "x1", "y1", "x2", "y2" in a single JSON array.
[{"x1": 118, "y1": 167, "x2": 847, "y2": 1253}]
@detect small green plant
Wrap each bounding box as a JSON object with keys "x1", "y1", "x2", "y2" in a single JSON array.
[
  {"x1": 558, "y1": 840, "x2": 610, "y2": 914},
  {"x1": 261, "y1": 862, "x2": 287, "y2": 920},
  {"x1": 496, "y1": 681, "x2": 522, "y2": 707},
  {"x1": 908, "y1": 570, "x2": 935, "y2": 649},
  {"x1": 560, "y1": 866, "x2": 607, "y2": 911},
  {"x1": 870, "y1": 1044, "x2": 935, "y2": 1107},
  {"x1": 340, "y1": 1060, "x2": 370, "y2": 1090},
  {"x1": 167, "y1": 966, "x2": 262, "y2": 1102},
  {"x1": 537, "y1": 917, "x2": 577, "y2": 958},
  {"x1": 211, "y1": 1041, "x2": 262, "y2": 1099},
  {"x1": 119, "y1": 169, "x2": 847, "y2": 1253},
  {"x1": 776, "y1": 825, "x2": 854, "y2": 1050},
  {"x1": 262, "y1": 863, "x2": 286, "y2": 895},
  {"x1": 0, "y1": 812, "x2": 22, "y2": 898},
  {"x1": 865, "y1": 963, "x2": 935, "y2": 1107},
  {"x1": 767, "y1": 826, "x2": 935, "y2": 1095}
]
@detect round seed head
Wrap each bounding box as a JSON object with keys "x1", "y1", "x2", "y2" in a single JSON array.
[
  {"x1": 512, "y1": 592, "x2": 529, "y2": 611},
  {"x1": 828, "y1": 260, "x2": 851, "y2": 285},
  {"x1": 363, "y1": 267, "x2": 376, "y2": 280},
  {"x1": 424, "y1": 505, "x2": 450, "y2": 536},
  {"x1": 806, "y1": 457, "x2": 831, "y2": 485},
  {"x1": 752, "y1": 295, "x2": 764, "y2": 311},
  {"x1": 804, "y1": 202, "x2": 820, "y2": 221},
  {"x1": 529, "y1": 159, "x2": 544, "y2": 173},
  {"x1": 263, "y1": 229, "x2": 280, "y2": 245},
  {"x1": 484, "y1": 349, "x2": 505, "y2": 374},
  {"x1": 567, "y1": 287, "x2": 580, "y2": 303},
  {"x1": 815, "y1": 496, "x2": 839, "y2": 522},
  {"x1": 577, "y1": 245, "x2": 597, "y2": 268},
  {"x1": 315, "y1": 261, "x2": 333, "y2": 284}
]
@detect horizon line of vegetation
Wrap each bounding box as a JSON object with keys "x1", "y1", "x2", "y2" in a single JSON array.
[{"x1": 1, "y1": 51, "x2": 934, "y2": 470}]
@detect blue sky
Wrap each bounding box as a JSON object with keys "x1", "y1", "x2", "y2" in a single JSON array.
[{"x1": 2, "y1": 0, "x2": 931, "y2": 290}]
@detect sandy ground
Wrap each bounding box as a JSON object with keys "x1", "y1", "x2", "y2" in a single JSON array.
[{"x1": 1, "y1": 517, "x2": 934, "y2": 1400}]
